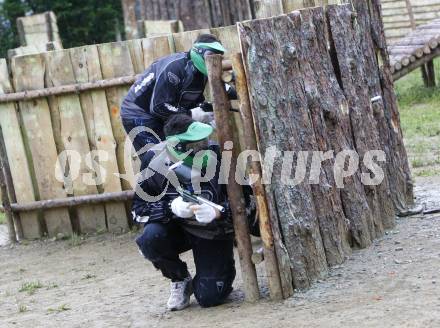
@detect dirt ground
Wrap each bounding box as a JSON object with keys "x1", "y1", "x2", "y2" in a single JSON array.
[{"x1": 0, "y1": 176, "x2": 438, "y2": 328}]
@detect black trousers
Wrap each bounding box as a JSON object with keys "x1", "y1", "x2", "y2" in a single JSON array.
[{"x1": 136, "y1": 221, "x2": 236, "y2": 308}]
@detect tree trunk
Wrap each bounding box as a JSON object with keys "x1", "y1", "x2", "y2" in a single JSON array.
[{"x1": 239, "y1": 14, "x2": 330, "y2": 289}]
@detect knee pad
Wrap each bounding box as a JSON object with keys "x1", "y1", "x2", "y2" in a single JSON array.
[
  {"x1": 135, "y1": 225, "x2": 167, "y2": 260},
  {"x1": 193, "y1": 276, "x2": 234, "y2": 308}
]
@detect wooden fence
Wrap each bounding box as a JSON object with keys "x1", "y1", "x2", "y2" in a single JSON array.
[
  {"x1": 122, "y1": 0, "x2": 342, "y2": 38},
  {"x1": 0, "y1": 27, "x2": 241, "y2": 240},
  {"x1": 0, "y1": 0, "x2": 414, "y2": 302},
  {"x1": 382, "y1": 0, "x2": 440, "y2": 44}
]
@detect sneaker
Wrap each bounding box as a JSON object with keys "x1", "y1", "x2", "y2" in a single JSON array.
[{"x1": 167, "y1": 276, "x2": 193, "y2": 311}]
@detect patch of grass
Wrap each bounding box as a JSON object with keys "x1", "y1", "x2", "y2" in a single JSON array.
[
  {"x1": 46, "y1": 282, "x2": 59, "y2": 290},
  {"x1": 47, "y1": 304, "x2": 71, "y2": 313},
  {"x1": 18, "y1": 304, "x2": 28, "y2": 313},
  {"x1": 82, "y1": 273, "x2": 97, "y2": 280},
  {"x1": 0, "y1": 212, "x2": 5, "y2": 225},
  {"x1": 19, "y1": 281, "x2": 43, "y2": 295},
  {"x1": 395, "y1": 59, "x2": 440, "y2": 177},
  {"x1": 69, "y1": 233, "x2": 84, "y2": 247}
]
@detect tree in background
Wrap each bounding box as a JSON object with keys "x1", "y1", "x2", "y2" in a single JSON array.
[{"x1": 0, "y1": 0, "x2": 124, "y2": 58}]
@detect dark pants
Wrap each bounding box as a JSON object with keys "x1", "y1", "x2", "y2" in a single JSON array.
[
  {"x1": 122, "y1": 117, "x2": 165, "y2": 164},
  {"x1": 136, "y1": 222, "x2": 236, "y2": 308}
]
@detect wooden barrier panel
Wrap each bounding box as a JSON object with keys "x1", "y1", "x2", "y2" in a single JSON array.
[
  {"x1": 0, "y1": 59, "x2": 41, "y2": 239},
  {"x1": 142, "y1": 35, "x2": 174, "y2": 67},
  {"x1": 139, "y1": 20, "x2": 184, "y2": 38},
  {"x1": 70, "y1": 45, "x2": 129, "y2": 233},
  {"x1": 11, "y1": 54, "x2": 72, "y2": 237},
  {"x1": 239, "y1": 14, "x2": 330, "y2": 289},
  {"x1": 44, "y1": 50, "x2": 107, "y2": 234},
  {"x1": 98, "y1": 42, "x2": 137, "y2": 194},
  {"x1": 172, "y1": 29, "x2": 211, "y2": 52}
]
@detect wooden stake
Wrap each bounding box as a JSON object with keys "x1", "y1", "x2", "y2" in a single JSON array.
[
  {"x1": 8, "y1": 191, "x2": 134, "y2": 213},
  {"x1": 231, "y1": 53, "x2": 284, "y2": 301},
  {"x1": 0, "y1": 126, "x2": 17, "y2": 243},
  {"x1": 206, "y1": 54, "x2": 260, "y2": 303}
]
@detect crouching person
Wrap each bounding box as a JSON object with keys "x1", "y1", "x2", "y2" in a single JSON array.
[{"x1": 132, "y1": 114, "x2": 236, "y2": 311}]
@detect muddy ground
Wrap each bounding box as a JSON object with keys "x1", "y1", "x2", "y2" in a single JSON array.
[{"x1": 0, "y1": 175, "x2": 439, "y2": 328}]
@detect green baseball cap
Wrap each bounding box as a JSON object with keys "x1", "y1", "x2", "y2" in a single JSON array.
[{"x1": 166, "y1": 122, "x2": 213, "y2": 142}]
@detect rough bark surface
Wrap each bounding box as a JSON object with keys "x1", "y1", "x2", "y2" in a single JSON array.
[
  {"x1": 239, "y1": 14, "x2": 329, "y2": 289},
  {"x1": 239, "y1": 3, "x2": 412, "y2": 288}
]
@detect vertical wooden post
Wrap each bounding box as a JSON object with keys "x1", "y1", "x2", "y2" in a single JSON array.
[
  {"x1": 404, "y1": 0, "x2": 416, "y2": 30},
  {"x1": 121, "y1": 0, "x2": 139, "y2": 39},
  {"x1": 421, "y1": 61, "x2": 436, "y2": 87},
  {"x1": 254, "y1": 0, "x2": 284, "y2": 18},
  {"x1": 0, "y1": 126, "x2": 17, "y2": 243},
  {"x1": 231, "y1": 53, "x2": 284, "y2": 301},
  {"x1": 206, "y1": 54, "x2": 260, "y2": 303}
]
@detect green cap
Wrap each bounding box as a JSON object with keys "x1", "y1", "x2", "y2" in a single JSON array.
[
  {"x1": 190, "y1": 41, "x2": 227, "y2": 76},
  {"x1": 194, "y1": 42, "x2": 227, "y2": 54},
  {"x1": 166, "y1": 122, "x2": 213, "y2": 142}
]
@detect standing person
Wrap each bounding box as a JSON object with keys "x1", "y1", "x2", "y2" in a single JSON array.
[
  {"x1": 132, "y1": 114, "x2": 236, "y2": 310},
  {"x1": 120, "y1": 34, "x2": 236, "y2": 163}
]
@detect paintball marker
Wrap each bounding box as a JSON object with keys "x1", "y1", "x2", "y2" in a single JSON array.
[
  {"x1": 169, "y1": 161, "x2": 225, "y2": 213},
  {"x1": 176, "y1": 186, "x2": 225, "y2": 213}
]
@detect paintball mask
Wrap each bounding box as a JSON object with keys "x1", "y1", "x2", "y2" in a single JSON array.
[
  {"x1": 166, "y1": 122, "x2": 214, "y2": 168},
  {"x1": 190, "y1": 41, "x2": 227, "y2": 76}
]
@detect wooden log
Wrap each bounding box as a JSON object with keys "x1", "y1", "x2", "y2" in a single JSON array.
[
  {"x1": 0, "y1": 59, "x2": 40, "y2": 239},
  {"x1": 0, "y1": 75, "x2": 138, "y2": 104},
  {"x1": 254, "y1": 0, "x2": 284, "y2": 18},
  {"x1": 9, "y1": 191, "x2": 134, "y2": 213},
  {"x1": 352, "y1": 0, "x2": 413, "y2": 214},
  {"x1": 238, "y1": 15, "x2": 328, "y2": 289},
  {"x1": 44, "y1": 49, "x2": 107, "y2": 234},
  {"x1": 389, "y1": 46, "x2": 424, "y2": 58},
  {"x1": 11, "y1": 54, "x2": 73, "y2": 237},
  {"x1": 231, "y1": 53, "x2": 286, "y2": 300},
  {"x1": 0, "y1": 126, "x2": 17, "y2": 243},
  {"x1": 206, "y1": 54, "x2": 260, "y2": 302},
  {"x1": 122, "y1": 0, "x2": 139, "y2": 39},
  {"x1": 393, "y1": 47, "x2": 440, "y2": 81},
  {"x1": 366, "y1": 0, "x2": 415, "y2": 210},
  {"x1": 422, "y1": 60, "x2": 436, "y2": 87},
  {"x1": 0, "y1": 60, "x2": 232, "y2": 105},
  {"x1": 98, "y1": 42, "x2": 137, "y2": 194},
  {"x1": 305, "y1": 7, "x2": 375, "y2": 249},
  {"x1": 329, "y1": 4, "x2": 395, "y2": 236},
  {"x1": 70, "y1": 45, "x2": 129, "y2": 233}
]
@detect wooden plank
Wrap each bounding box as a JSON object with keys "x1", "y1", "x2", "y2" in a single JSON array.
[
  {"x1": 0, "y1": 59, "x2": 41, "y2": 239},
  {"x1": 172, "y1": 29, "x2": 211, "y2": 52},
  {"x1": 142, "y1": 20, "x2": 182, "y2": 37},
  {"x1": 70, "y1": 45, "x2": 129, "y2": 233},
  {"x1": 210, "y1": 25, "x2": 241, "y2": 57},
  {"x1": 44, "y1": 49, "x2": 107, "y2": 234},
  {"x1": 142, "y1": 35, "x2": 174, "y2": 67},
  {"x1": 11, "y1": 54, "x2": 72, "y2": 237},
  {"x1": 97, "y1": 42, "x2": 138, "y2": 192}
]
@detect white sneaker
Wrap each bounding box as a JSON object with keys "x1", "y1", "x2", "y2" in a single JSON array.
[{"x1": 167, "y1": 276, "x2": 193, "y2": 311}]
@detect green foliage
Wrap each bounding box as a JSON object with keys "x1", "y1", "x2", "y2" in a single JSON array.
[
  {"x1": 19, "y1": 281, "x2": 44, "y2": 295},
  {"x1": 0, "y1": 0, "x2": 123, "y2": 58},
  {"x1": 0, "y1": 212, "x2": 6, "y2": 224},
  {"x1": 395, "y1": 60, "x2": 440, "y2": 177}
]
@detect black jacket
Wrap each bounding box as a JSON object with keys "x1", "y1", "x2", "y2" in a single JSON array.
[
  {"x1": 131, "y1": 143, "x2": 234, "y2": 240},
  {"x1": 121, "y1": 52, "x2": 206, "y2": 121}
]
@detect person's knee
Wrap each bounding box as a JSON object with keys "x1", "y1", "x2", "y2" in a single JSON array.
[
  {"x1": 193, "y1": 277, "x2": 234, "y2": 308},
  {"x1": 135, "y1": 224, "x2": 167, "y2": 261}
]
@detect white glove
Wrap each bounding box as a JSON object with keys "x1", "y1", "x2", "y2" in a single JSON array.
[
  {"x1": 190, "y1": 203, "x2": 220, "y2": 224},
  {"x1": 171, "y1": 197, "x2": 194, "y2": 219},
  {"x1": 191, "y1": 107, "x2": 215, "y2": 123}
]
